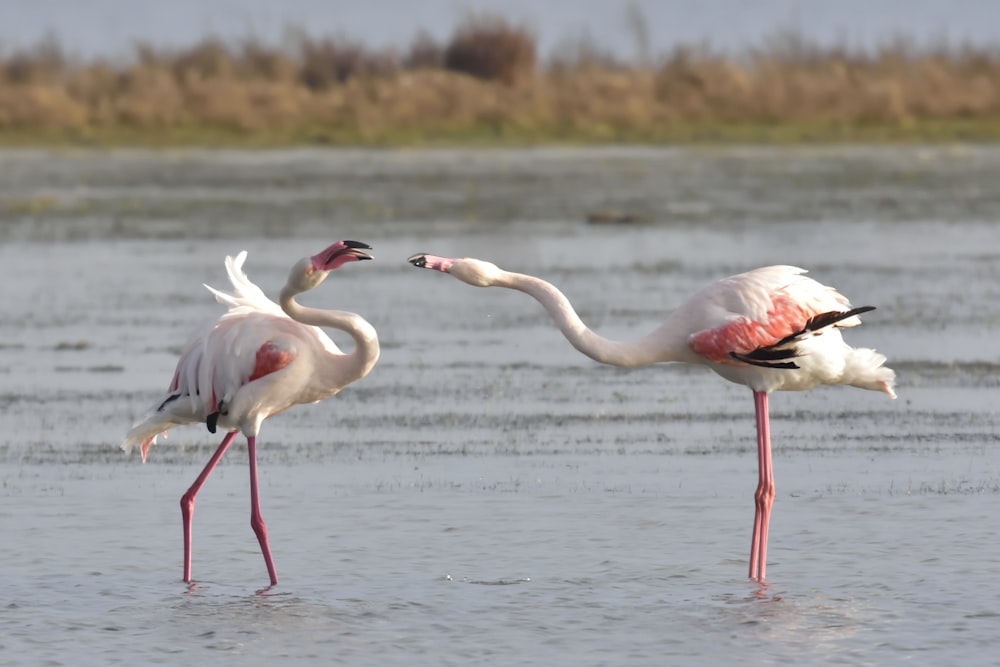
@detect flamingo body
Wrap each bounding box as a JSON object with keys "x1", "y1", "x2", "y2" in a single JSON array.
[
  {"x1": 408, "y1": 254, "x2": 895, "y2": 581},
  {"x1": 675, "y1": 265, "x2": 895, "y2": 395},
  {"x1": 123, "y1": 241, "x2": 380, "y2": 587}
]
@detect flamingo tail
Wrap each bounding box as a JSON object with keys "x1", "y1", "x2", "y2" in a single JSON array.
[
  {"x1": 122, "y1": 416, "x2": 176, "y2": 462},
  {"x1": 844, "y1": 347, "x2": 897, "y2": 398}
]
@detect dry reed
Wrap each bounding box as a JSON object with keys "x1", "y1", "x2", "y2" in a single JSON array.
[{"x1": 1, "y1": 15, "x2": 999, "y2": 145}]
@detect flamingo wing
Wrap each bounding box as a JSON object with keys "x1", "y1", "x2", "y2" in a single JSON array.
[
  {"x1": 170, "y1": 314, "x2": 304, "y2": 420},
  {"x1": 204, "y1": 251, "x2": 286, "y2": 320},
  {"x1": 686, "y1": 265, "x2": 864, "y2": 367}
]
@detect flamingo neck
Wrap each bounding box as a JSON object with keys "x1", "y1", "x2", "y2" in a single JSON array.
[
  {"x1": 492, "y1": 270, "x2": 688, "y2": 367},
  {"x1": 279, "y1": 286, "x2": 380, "y2": 381}
]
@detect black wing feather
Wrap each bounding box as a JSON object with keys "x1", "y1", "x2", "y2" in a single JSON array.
[
  {"x1": 772, "y1": 306, "x2": 876, "y2": 347},
  {"x1": 729, "y1": 351, "x2": 800, "y2": 369},
  {"x1": 730, "y1": 306, "x2": 875, "y2": 371}
]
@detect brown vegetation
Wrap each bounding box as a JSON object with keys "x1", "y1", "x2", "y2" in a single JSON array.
[
  {"x1": 443, "y1": 15, "x2": 536, "y2": 84},
  {"x1": 1, "y1": 15, "x2": 999, "y2": 145}
]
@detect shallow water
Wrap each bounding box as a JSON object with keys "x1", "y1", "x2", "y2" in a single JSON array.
[{"x1": 1, "y1": 146, "x2": 999, "y2": 665}]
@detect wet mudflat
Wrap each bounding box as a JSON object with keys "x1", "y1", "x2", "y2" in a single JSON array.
[{"x1": 1, "y1": 146, "x2": 999, "y2": 665}]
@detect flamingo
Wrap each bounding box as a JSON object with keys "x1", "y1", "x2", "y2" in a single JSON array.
[
  {"x1": 407, "y1": 253, "x2": 895, "y2": 581},
  {"x1": 123, "y1": 240, "x2": 380, "y2": 587}
]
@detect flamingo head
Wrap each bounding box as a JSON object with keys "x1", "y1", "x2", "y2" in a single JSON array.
[
  {"x1": 408, "y1": 253, "x2": 504, "y2": 287},
  {"x1": 288, "y1": 240, "x2": 373, "y2": 292}
]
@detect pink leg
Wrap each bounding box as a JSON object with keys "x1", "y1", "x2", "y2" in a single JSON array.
[
  {"x1": 181, "y1": 431, "x2": 238, "y2": 583},
  {"x1": 247, "y1": 436, "x2": 278, "y2": 586},
  {"x1": 748, "y1": 390, "x2": 775, "y2": 582}
]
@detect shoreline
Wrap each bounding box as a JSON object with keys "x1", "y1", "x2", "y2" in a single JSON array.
[{"x1": 3, "y1": 119, "x2": 999, "y2": 149}]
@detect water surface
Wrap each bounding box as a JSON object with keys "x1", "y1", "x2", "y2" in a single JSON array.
[{"x1": 1, "y1": 146, "x2": 999, "y2": 665}]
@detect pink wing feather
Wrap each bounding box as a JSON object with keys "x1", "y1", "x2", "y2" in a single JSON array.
[{"x1": 688, "y1": 266, "x2": 856, "y2": 364}]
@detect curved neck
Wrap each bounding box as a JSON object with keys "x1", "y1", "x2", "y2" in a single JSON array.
[
  {"x1": 279, "y1": 286, "x2": 380, "y2": 380},
  {"x1": 493, "y1": 271, "x2": 686, "y2": 367}
]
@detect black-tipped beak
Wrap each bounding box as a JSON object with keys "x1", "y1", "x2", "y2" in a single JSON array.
[
  {"x1": 337, "y1": 243, "x2": 373, "y2": 262},
  {"x1": 342, "y1": 240, "x2": 373, "y2": 261},
  {"x1": 408, "y1": 253, "x2": 428, "y2": 268}
]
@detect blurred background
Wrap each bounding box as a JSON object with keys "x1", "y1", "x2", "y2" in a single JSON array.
[{"x1": 2, "y1": 0, "x2": 999, "y2": 144}]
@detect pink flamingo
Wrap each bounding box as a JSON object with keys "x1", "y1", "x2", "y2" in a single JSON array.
[
  {"x1": 123, "y1": 241, "x2": 380, "y2": 587},
  {"x1": 408, "y1": 254, "x2": 895, "y2": 581}
]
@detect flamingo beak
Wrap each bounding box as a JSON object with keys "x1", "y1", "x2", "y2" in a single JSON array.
[
  {"x1": 312, "y1": 240, "x2": 373, "y2": 271},
  {"x1": 408, "y1": 253, "x2": 454, "y2": 272}
]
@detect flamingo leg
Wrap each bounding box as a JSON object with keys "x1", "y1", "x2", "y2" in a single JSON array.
[
  {"x1": 247, "y1": 436, "x2": 278, "y2": 586},
  {"x1": 748, "y1": 390, "x2": 775, "y2": 582},
  {"x1": 180, "y1": 431, "x2": 238, "y2": 583}
]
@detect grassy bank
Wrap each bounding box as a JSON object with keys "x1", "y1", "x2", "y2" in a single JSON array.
[{"x1": 2, "y1": 16, "x2": 1000, "y2": 147}]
